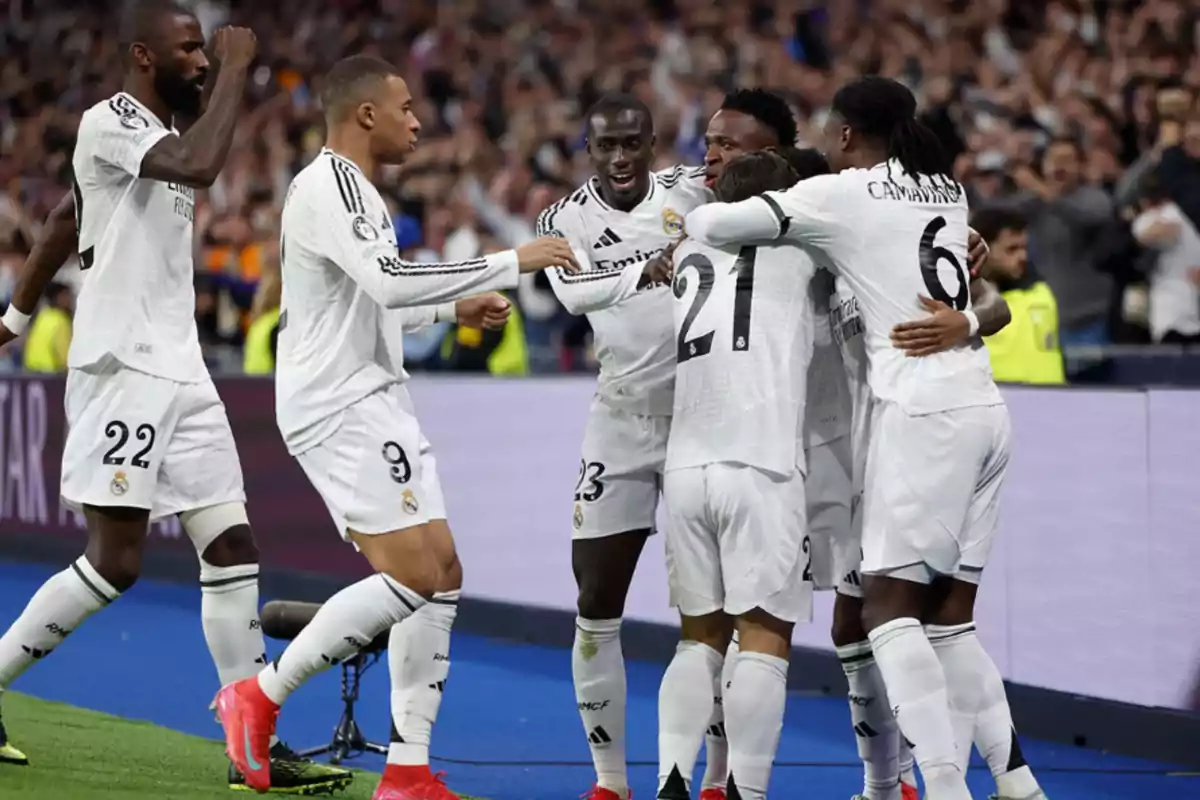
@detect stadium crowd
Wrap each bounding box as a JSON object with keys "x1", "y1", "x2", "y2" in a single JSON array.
[{"x1": 2, "y1": 0, "x2": 1200, "y2": 376}]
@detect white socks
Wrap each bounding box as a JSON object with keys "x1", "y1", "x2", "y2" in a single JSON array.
[
  {"x1": 929, "y1": 622, "x2": 1041, "y2": 799},
  {"x1": 657, "y1": 641, "x2": 722, "y2": 795},
  {"x1": 724, "y1": 651, "x2": 788, "y2": 800},
  {"x1": 258, "y1": 574, "x2": 425, "y2": 706},
  {"x1": 700, "y1": 635, "x2": 738, "y2": 790},
  {"x1": 200, "y1": 561, "x2": 267, "y2": 687},
  {"x1": 0, "y1": 557, "x2": 118, "y2": 691},
  {"x1": 838, "y1": 640, "x2": 902, "y2": 800},
  {"x1": 573, "y1": 617, "x2": 627, "y2": 794},
  {"x1": 387, "y1": 589, "x2": 458, "y2": 766},
  {"x1": 868, "y1": 618, "x2": 970, "y2": 800}
]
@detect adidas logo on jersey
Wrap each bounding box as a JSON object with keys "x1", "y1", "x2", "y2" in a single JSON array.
[{"x1": 593, "y1": 228, "x2": 623, "y2": 249}]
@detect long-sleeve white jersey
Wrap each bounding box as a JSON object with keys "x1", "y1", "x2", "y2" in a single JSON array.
[
  {"x1": 536, "y1": 165, "x2": 710, "y2": 416},
  {"x1": 686, "y1": 161, "x2": 1003, "y2": 416},
  {"x1": 276, "y1": 148, "x2": 519, "y2": 454}
]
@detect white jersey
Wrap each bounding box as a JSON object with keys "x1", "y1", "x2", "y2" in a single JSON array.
[
  {"x1": 830, "y1": 275, "x2": 872, "y2": 452},
  {"x1": 803, "y1": 269, "x2": 851, "y2": 448},
  {"x1": 686, "y1": 160, "x2": 1003, "y2": 415},
  {"x1": 69, "y1": 92, "x2": 206, "y2": 383},
  {"x1": 276, "y1": 148, "x2": 519, "y2": 454},
  {"x1": 536, "y1": 165, "x2": 710, "y2": 416},
  {"x1": 666, "y1": 238, "x2": 816, "y2": 478}
]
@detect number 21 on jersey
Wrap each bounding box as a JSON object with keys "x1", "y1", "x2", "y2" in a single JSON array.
[{"x1": 672, "y1": 246, "x2": 757, "y2": 363}]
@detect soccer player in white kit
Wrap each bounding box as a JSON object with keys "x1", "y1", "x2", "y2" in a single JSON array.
[
  {"x1": 212, "y1": 54, "x2": 577, "y2": 798},
  {"x1": 685, "y1": 76, "x2": 1046, "y2": 800},
  {"x1": 655, "y1": 151, "x2": 817, "y2": 800},
  {"x1": 0, "y1": 7, "x2": 347, "y2": 792},
  {"x1": 533, "y1": 94, "x2": 715, "y2": 800}
]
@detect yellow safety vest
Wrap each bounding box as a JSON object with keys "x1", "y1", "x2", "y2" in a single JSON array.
[
  {"x1": 22, "y1": 307, "x2": 71, "y2": 373},
  {"x1": 441, "y1": 302, "x2": 530, "y2": 376},
  {"x1": 983, "y1": 282, "x2": 1066, "y2": 385},
  {"x1": 243, "y1": 308, "x2": 280, "y2": 375}
]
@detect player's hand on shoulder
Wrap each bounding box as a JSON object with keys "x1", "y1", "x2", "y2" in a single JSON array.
[
  {"x1": 967, "y1": 227, "x2": 989, "y2": 278},
  {"x1": 455, "y1": 293, "x2": 512, "y2": 330},
  {"x1": 890, "y1": 295, "x2": 970, "y2": 357},
  {"x1": 516, "y1": 236, "x2": 580, "y2": 274},
  {"x1": 213, "y1": 26, "x2": 258, "y2": 69}
]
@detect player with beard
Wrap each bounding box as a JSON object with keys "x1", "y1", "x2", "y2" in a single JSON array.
[
  {"x1": 533, "y1": 94, "x2": 715, "y2": 800},
  {"x1": 0, "y1": 1, "x2": 350, "y2": 793},
  {"x1": 685, "y1": 75, "x2": 1042, "y2": 800},
  {"x1": 697, "y1": 94, "x2": 1005, "y2": 800}
]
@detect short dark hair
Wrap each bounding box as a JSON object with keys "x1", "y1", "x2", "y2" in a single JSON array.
[
  {"x1": 970, "y1": 207, "x2": 1026, "y2": 244},
  {"x1": 321, "y1": 55, "x2": 401, "y2": 122},
  {"x1": 119, "y1": 0, "x2": 194, "y2": 51},
  {"x1": 778, "y1": 147, "x2": 831, "y2": 181},
  {"x1": 714, "y1": 151, "x2": 799, "y2": 203},
  {"x1": 1138, "y1": 171, "x2": 1169, "y2": 203},
  {"x1": 585, "y1": 93, "x2": 653, "y2": 133},
  {"x1": 831, "y1": 76, "x2": 953, "y2": 187},
  {"x1": 720, "y1": 89, "x2": 797, "y2": 147}
]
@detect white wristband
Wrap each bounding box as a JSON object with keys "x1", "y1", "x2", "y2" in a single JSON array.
[
  {"x1": 963, "y1": 309, "x2": 980, "y2": 337},
  {"x1": 433, "y1": 302, "x2": 457, "y2": 324},
  {"x1": 1, "y1": 305, "x2": 32, "y2": 337}
]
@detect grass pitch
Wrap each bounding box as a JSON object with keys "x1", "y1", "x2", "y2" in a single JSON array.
[{"x1": 0, "y1": 692, "x2": 380, "y2": 799}]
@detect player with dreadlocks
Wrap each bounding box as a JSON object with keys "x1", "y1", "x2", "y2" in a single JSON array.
[{"x1": 684, "y1": 75, "x2": 1043, "y2": 800}]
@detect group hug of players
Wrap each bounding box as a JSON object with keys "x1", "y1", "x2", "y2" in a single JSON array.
[{"x1": 0, "y1": 5, "x2": 1043, "y2": 800}]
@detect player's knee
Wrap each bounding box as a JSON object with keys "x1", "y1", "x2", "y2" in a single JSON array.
[
  {"x1": 679, "y1": 611, "x2": 733, "y2": 652},
  {"x1": 831, "y1": 593, "x2": 867, "y2": 646},
  {"x1": 354, "y1": 526, "x2": 441, "y2": 599},
  {"x1": 922, "y1": 577, "x2": 976, "y2": 626},
  {"x1": 84, "y1": 545, "x2": 142, "y2": 593},
  {"x1": 438, "y1": 548, "x2": 463, "y2": 593},
  {"x1": 575, "y1": 573, "x2": 624, "y2": 620},
  {"x1": 182, "y1": 503, "x2": 258, "y2": 567},
  {"x1": 735, "y1": 609, "x2": 793, "y2": 660},
  {"x1": 83, "y1": 505, "x2": 148, "y2": 592}
]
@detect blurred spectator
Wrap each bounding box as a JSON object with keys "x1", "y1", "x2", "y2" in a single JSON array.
[
  {"x1": 973, "y1": 208, "x2": 1066, "y2": 385},
  {"x1": 5, "y1": 0, "x2": 1200, "y2": 376},
  {"x1": 243, "y1": 262, "x2": 281, "y2": 374},
  {"x1": 1131, "y1": 174, "x2": 1200, "y2": 344},
  {"x1": 22, "y1": 281, "x2": 73, "y2": 373},
  {"x1": 1002, "y1": 138, "x2": 1117, "y2": 348}
]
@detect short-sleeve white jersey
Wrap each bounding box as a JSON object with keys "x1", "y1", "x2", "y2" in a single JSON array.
[
  {"x1": 535, "y1": 165, "x2": 710, "y2": 416},
  {"x1": 69, "y1": 92, "x2": 206, "y2": 382},
  {"x1": 276, "y1": 148, "x2": 519, "y2": 454},
  {"x1": 686, "y1": 161, "x2": 1003, "y2": 415},
  {"x1": 666, "y1": 238, "x2": 816, "y2": 479}
]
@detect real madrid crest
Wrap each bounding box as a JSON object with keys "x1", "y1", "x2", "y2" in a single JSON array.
[
  {"x1": 661, "y1": 207, "x2": 684, "y2": 236},
  {"x1": 573, "y1": 503, "x2": 584, "y2": 530},
  {"x1": 402, "y1": 488, "x2": 420, "y2": 515},
  {"x1": 110, "y1": 471, "x2": 129, "y2": 496}
]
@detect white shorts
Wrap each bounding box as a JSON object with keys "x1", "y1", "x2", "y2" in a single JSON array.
[
  {"x1": 804, "y1": 434, "x2": 864, "y2": 597},
  {"x1": 571, "y1": 398, "x2": 670, "y2": 540},
  {"x1": 663, "y1": 463, "x2": 813, "y2": 623},
  {"x1": 295, "y1": 385, "x2": 446, "y2": 539},
  {"x1": 60, "y1": 364, "x2": 245, "y2": 521},
  {"x1": 860, "y1": 402, "x2": 1011, "y2": 582}
]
